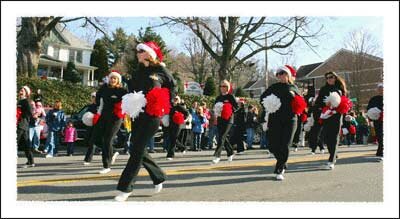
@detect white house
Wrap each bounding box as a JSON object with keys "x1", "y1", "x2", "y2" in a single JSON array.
[{"x1": 37, "y1": 24, "x2": 98, "y2": 86}]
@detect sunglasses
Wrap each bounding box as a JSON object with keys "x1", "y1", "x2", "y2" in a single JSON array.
[
  {"x1": 326, "y1": 75, "x2": 335, "y2": 80},
  {"x1": 137, "y1": 49, "x2": 146, "y2": 54},
  {"x1": 276, "y1": 71, "x2": 286, "y2": 76},
  {"x1": 220, "y1": 85, "x2": 228, "y2": 88}
]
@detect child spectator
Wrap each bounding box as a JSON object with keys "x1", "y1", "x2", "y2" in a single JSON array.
[
  {"x1": 64, "y1": 121, "x2": 77, "y2": 156},
  {"x1": 192, "y1": 106, "x2": 207, "y2": 151}
]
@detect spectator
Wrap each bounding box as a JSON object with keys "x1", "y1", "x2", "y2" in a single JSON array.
[
  {"x1": 29, "y1": 101, "x2": 46, "y2": 153},
  {"x1": 245, "y1": 104, "x2": 258, "y2": 150},
  {"x1": 44, "y1": 100, "x2": 66, "y2": 158},
  {"x1": 63, "y1": 121, "x2": 78, "y2": 156},
  {"x1": 200, "y1": 102, "x2": 211, "y2": 150},
  {"x1": 192, "y1": 106, "x2": 207, "y2": 151},
  {"x1": 207, "y1": 109, "x2": 218, "y2": 150}
]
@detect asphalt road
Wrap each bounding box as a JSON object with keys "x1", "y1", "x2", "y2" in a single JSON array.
[{"x1": 16, "y1": 144, "x2": 383, "y2": 202}]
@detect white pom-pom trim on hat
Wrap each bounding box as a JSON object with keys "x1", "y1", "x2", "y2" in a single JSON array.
[
  {"x1": 323, "y1": 92, "x2": 341, "y2": 108},
  {"x1": 137, "y1": 43, "x2": 157, "y2": 60},
  {"x1": 121, "y1": 91, "x2": 147, "y2": 121},
  {"x1": 22, "y1": 86, "x2": 31, "y2": 96},
  {"x1": 82, "y1": 112, "x2": 94, "y2": 126},
  {"x1": 262, "y1": 94, "x2": 281, "y2": 114},
  {"x1": 213, "y1": 102, "x2": 224, "y2": 117},
  {"x1": 367, "y1": 107, "x2": 381, "y2": 120}
]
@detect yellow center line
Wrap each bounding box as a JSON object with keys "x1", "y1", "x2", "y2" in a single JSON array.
[{"x1": 17, "y1": 151, "x2": 375, "y2": 187}]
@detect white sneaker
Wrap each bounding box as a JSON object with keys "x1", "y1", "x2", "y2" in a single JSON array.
[
  {"x1": 237, "y1": 151, "x2": 244, "y2": 155},
  {"x1": 311, "y1": 152, "x2": 316, "y2": 155},
  {"x1": 276, "y1": 174, "x2": 284, "y2": 180},
  {"x1": 22, "y1": 163, "x2": 35, "y2": 168},
  {"x1": 325, "y1": 162, "x2": 335, "y2": 170},
  {"x1": 99, "y1": 168, "x2": 111, "y2": 174},
  {"x1": 114, "y1": 191, "x2": 133, "y2": 202},
  {"x1": 212, "y1": 157, "x2": 221, "y2": 164},
  {"x1": 166, "y1": 157, "x2": 173, "y2": 161},
  {"x1": 320, "y1": 149, "x2": 325, "y2": 154},
  {"x1": 378, "y1": 157, "x2": 384, "y2": 162},
  {"x1": 182, "y1": 150, "x2": 187, "y2": 154},
  {"x1": 293, "y1": 148, "x2": 298, "y2": 152},
  {"x1": 111, "y1": 152, "x2": 119, "y2": 165},
  {"x1": 154, "y1": 183, "x2": 163, "y2": 193},
  {"x1": 227, "y1": 155, "x2": 234, "y2": 162},
  {"x1": 45, "y1": 154, "x2": 53, "y2": 158},
  {"x1": 83, "y1": 162, "x2": 91, "y2": 166}
]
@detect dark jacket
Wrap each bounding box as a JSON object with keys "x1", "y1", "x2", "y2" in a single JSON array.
[
  {"x1": 245, "y1": 111, "x2": 258, "y2": 129},
  {"x1": 259, "y1": 82, "x2": 300, "y2": 122},
  {"x1": 96, "y1": 84, "x2": 128, "y2": 119},
  {"x1": 45, "y1": 109, "x2": 66, "y2": 132},
  {"x1": 17, "y1": 98, "x2": 32, "y2": 130}
]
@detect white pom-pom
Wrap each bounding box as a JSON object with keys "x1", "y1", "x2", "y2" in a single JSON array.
[
  {"x1": 367, "y1": 107, "x2": 381, "y2": 120},
  {"x1": 262, "y1": 122, "x2": 268, "y2": 131},
  {"x1": 303, "y1": 116, "x2": 314, "y2": 132},
  {"x1": 213, "y1": 102, "x2": 224, "y2": 117},
  {"x1": 121, "y1": 91, "x2": 147, "y2": 121},
  {"x1": 262, "y1": 94, "x2": 281, "y2": 114},
  {"x1": 324, "y1": 92, "x2": 341, "y2": 108},
  {"x1": 161, "y1": 114, "x2": 170, "y2": 127},
  {"x1": 82, "y1": 112, "x2": 94, "y2": 126},
  {"x1": 342, "y1": 128, "x2": 349, "y2": 135}
]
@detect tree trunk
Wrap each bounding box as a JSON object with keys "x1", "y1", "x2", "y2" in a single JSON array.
[{"x1": 17, "y1": 43, "x2": 41, "y2": 77}]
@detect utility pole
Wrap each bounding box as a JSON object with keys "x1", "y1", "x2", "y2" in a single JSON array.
[{"x1": 264, "y1": 32, "x2": 269, "y2": 88}]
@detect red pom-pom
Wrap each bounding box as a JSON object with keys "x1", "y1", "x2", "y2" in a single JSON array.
[
  {"x1": 291, "y1": 95, "x2": 307, "y2": 115},
  {"x1": 300, "y1": 113, "x2": 308, "y2": 123},
  {"x1": 349, "y1": 125, "x2": 356, "y2": 135},
  {"x1": 172, "y1": 111, "x2": 185, "y2": 125},
  {"x1": 16, "y1": 107, "x2": 22, "y2": 124},
  {"x1": 145, "y1": 87, "x2": 171, "y2": 117},
  {"x1": 93, "y1": 113, "x2": 100, "y2": 125},
  {"x1": 221, "y1": 102, "x2": 233, "y2": 120},
  {"x1": 318, "y1": 118, "x2": 323, "y2": 125},
  {"x1": 379, "y1": 111, "x2": 383, "y2": 121},
  {"x1": 336, "y1": 96, "x2": 352, "y2": 114},
  {"x1": 113, "y1": 101, "x2": 125, "y2": 119}
]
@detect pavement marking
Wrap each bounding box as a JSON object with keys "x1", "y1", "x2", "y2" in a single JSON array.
[{"x1": 17, "y1": 151, "x2": 375, "y2": 187}]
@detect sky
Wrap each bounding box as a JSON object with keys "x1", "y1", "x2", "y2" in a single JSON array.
[{"x1": 65, "y1": 16, "x2": 383, "y2": 71}]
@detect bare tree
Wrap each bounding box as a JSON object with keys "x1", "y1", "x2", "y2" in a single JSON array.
[
  {"x1": 344, "y1": 29, "x2": 381, "y2": 111},
  {"x1": 17, "y1": 17, "x2": 109, "y2": 77},
  {"x1": 160, "y1": 16, "x2": 323, "y2": 82}
]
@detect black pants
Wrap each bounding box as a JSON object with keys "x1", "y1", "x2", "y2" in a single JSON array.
[
  {"x1": 84, "y1": 127, "x2": 100, "y2": 162},
  {"x1": 117, "y1": 113, "x2": 166, "y2": 193},
  {"x1": 292, "y1": 117, "x2": 303, "y2": 147},
  {"x1": 214, "y1": 118, "x2": 234, "y2": 158},
  {"x1": 232, "y1": 126, "x2": 245, "y2": 153},
  {"x1": 268, "y1": 116, "x2": 297, "y2": 174},
  {"x1": 323, "y1": 114, "x2": 342, "y2": 163},
  {"x1": 374, "y1": 121, "x2": 383, "y2": 157},
  {"x1": 85, "y1": 116, "x2": 122, "y2": 168},
  {"x1": 167, "y1": 123, "x2": 186, "y2": 158},
  {"x1": 309, "y1": 123, "x2": 325, "y2": 152},
  {"x1": 17, "y1": 127, "x2": 34, "y2": 165}
]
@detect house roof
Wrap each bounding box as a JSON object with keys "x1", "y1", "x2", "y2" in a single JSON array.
[
  {"x1": 296, "y1": 62, "x2": 323, "y2": 79},
  {"x1": 55, "y1": 24, "x2": 93, "y2": 50},
  {"x1": 40, "y1": 54, "x2": 97, "y2": 71},
  {"x1": 243, "y1": 80, "x2": 257, "y2": 89}
]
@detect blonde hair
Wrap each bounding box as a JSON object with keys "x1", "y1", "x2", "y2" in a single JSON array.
[{"x1": 220, "y1": 80, "x2": 231, "y2": 91}]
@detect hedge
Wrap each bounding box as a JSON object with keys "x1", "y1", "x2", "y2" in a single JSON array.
[{"x1": 17, "y1": 77, "x2": 96, "y2": 114}]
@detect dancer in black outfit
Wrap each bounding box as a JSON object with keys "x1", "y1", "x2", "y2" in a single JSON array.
[
  {"x1": 17, "y1": 86, "x2": 35, "y2": 168},
  {"x1": 83, "y1": 92, "x2": 102, "y2": 165},
  {"x1": 115, "y1": 41, "x2": 176, "y2": 202},
  {"x1": 308, "y1": 98, "x2": 326, "y2": 155},
  {"x1": 166, "y1": 96, "x2": 189, "y2": 160},
  {"x1": 212, "y1": 80, "x2": 238, "y2": 164},
  {"x1": 260, "y1": 65, "x2": 301, "y2": 180},
  {"x1": 315, "y1": 72, "x2": 348, "y2": 170},
  {"x1": 367, "y1": 83, "x2": 384, "y2": 161}
]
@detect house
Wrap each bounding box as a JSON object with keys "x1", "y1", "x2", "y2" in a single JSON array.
[
  {"x1": 243, "y1": 73, "x2": 276, "y2": 99},
  {"x1": 296, "y1": 48, "x2": 383, "y2": 108},
  {"x1": 37, "y1": 25, "x2": 98, "y2": 86}
]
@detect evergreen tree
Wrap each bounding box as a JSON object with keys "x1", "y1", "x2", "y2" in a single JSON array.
[
  {"x1": 172, "y1": 72, "x2": 184, "y2": 95},
  {"x1": 64, "y1": 61, "x2": 81, "y2": 83},
  {"x1": 234, "y1": 86, "x2": 249, "y2": 97},
  {"x1": 90, "y1": 39, "x2": 109, "y2": 81},
  {"x1": 203, "y1": 76, "x2": 217, "y2": 96}
]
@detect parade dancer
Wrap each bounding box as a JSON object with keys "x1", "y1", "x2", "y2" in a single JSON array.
[
  {"x1": 260, "y1": 65, "x2": 306, "y2": 180},
  {"x1": 367, "y1": 83, "x2": 384, "y2": 161},
  {"x1": 315, "y1": 72, "x2": 350, "y2": 170},
  {"x1": 17, "y1": 86, "x2": 35, "y2": 168},
  {"x1": 306, "y1": 97, "x2": 325, "y2": 154},
  {"x1": 115, "y1": 41, "x2": 176, "y2": 201},
  {"x1": 166, "y1": 96, "x2": 189, "y2": 160},
  {"x1": 211, "y1": 80, "x2": 239, "y2": 164},
  {"x1": 83, "y1": 92, "x2": 102, "y2": 165},
  {"x1": 86, "y1": 71, "x2": 127, "y2": 174}
]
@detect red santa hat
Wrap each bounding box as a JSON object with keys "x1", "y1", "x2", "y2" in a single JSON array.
[
  {"x1": 136, "y1": 41, "x2": 165, "y2": 66},
  {"x1": 276, "y1": 65, "x2": 297, "y2": 80},
  {"x1": 108, "y1": 70, "x2": 122, "y2": 84}
]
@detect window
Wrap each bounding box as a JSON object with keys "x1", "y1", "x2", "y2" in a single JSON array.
[
  {"x1": 69, "y1": 49, "x2": 75, "y2": 62},
  {"x1": 76, "y1": 50, "x2": 82, "y2": 63},
  {"x1": 53, "y1": 47, "x2": 59, "y2": 59}
]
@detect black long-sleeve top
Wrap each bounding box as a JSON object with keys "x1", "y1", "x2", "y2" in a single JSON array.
[
  {"x1": 17, "y1": 98, "x2": 32, "y2": 130},
  {"x1": 128, "y1": 64, "x2": 177, "y2": 106},
  {"x1": 96, "y1": 84, "x2": 127, "y2": 119},
  {"x1": 367, "y1": 95, "x2": 383, "y2": 111},
  {"x1": 215, "y1": 93, "x2": 239, "y2": 123},
  {"x1": 314, "y1": 84, "x2": 344, "y2": 110},
  {"x1": 259, "y1": 82, "x2": 300, "y2": 121}
]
